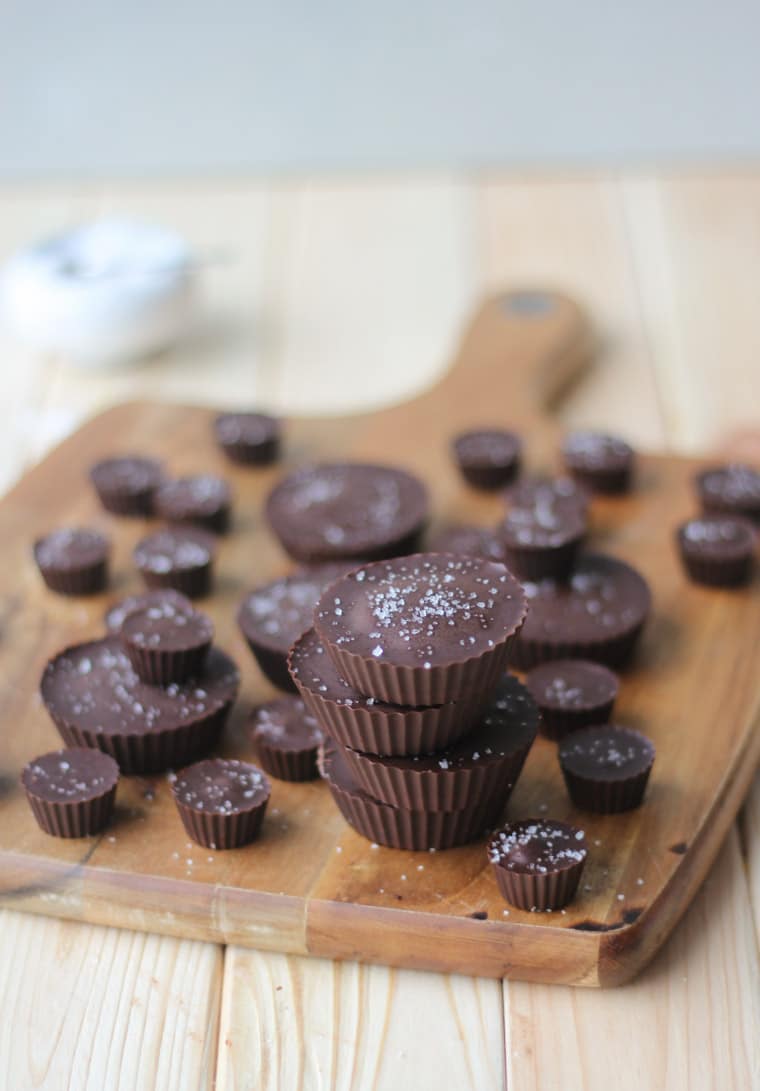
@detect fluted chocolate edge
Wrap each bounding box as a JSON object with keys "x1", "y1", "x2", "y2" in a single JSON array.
[
  {"x1": 491, "y1": 858, "x2": 585, "y2": 911},
  {"x1": 173, "y1": 797, "x2": 268, "y2": 849},
  {"x1": 25, "y1": 785, "x2": 117, "y2": 838}
]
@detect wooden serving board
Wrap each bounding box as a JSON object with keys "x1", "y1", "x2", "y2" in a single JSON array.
[{"x1": 1, "y1": 291, "x2": 759, "y2": 987}]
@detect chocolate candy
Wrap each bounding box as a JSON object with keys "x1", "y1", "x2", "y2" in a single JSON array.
[
  {"x1": 512, "y1": 553, "x2": 651, "y2": 670},
  {"x1": 676, "y1": 515, "x2": 756, "y2": 587},
  {"x1": 451, "y1": 429, "x2": 521, "y2": 491},
  {"x1": 134, "y1": 526, "x2": 216, "y2": 598},
  {"x1": 34, "y1": 527, "x2": 110, "y2": 596},
  {"x1": 315, "y1": 553, "x2": 528, "y2": 706},
  {"x1": 214, "y1": 412, "x2": 281, "y2": 466},
  {"x1": 562, "y1": 431, "x2": 635, "y2": 494},
  {"x1": 525, "y1": 659, "x2": 619, "y2": 740},
  {"x1": 503, "y1": 475, "x2": 589, "y2": 519},
  {"x1": 558, "y1": 724, "x2": 655, "y2": 812},
  {"x1": 320, "y1": 741, "x2": 507, "y2": 851},
  {"x1": 696, "y1": 463, "x2": 760, "y2": 522},
  {"x1": 90, "y1": 455, "x2": 164, "y2": 516},
  {"x1": 249, "y1": 696, "x2": 323, "y2": 781},
  {"x1": 500, "y1": 505, "x2": 586, "y2": 581},
  {"x1": 120, "y1": 600, "x2": 214, "y2": 685},
  {"x1": 237, "y1": 565, "x2": 353, "y2": 692},
  {"x1": 22, "y1": 748, "x2": 119, "y2": 838},
  {"x1": 488, "y1": 818, "x2": 587, "y2": 910},
  {"x1": 341, "y1": 675, "x2": 538, "y2": 811},
  {"x1": 289, "y1": 628, "x2": 482, "y2": 757},
  {"x1": 171, "y1": 758, "x2": 270, "y2": 849},
  {"x1": 40, "y1": 636, "x2": 239, "y2": 774},
  {"x1": 266, "y1": 462, "x2": 429, "y2": 564},
  {"x1": 104, "y1": 589, "x2": 194, "y2": 632},
  {"x1": 154, "y1": 475, "x2": 232, "y2": 534}
]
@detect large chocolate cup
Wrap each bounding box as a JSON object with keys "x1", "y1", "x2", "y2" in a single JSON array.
[
  {"x1": 289, "y1": 635, "x2": 484, "y2": 757},
  {"x1": 341, "y1": 738, "x2": 532, "y2": 813},
  {"x1": 47, "y1": 704, "x2": 233, "y2": 776}
]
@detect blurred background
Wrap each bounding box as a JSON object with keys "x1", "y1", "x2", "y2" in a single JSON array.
[{"x1": 1, "y1": 1, "x2": 759, "y2": 489}]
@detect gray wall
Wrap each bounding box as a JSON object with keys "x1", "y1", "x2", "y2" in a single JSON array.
[{"x1": 2, "y1": 1, "x2": 758, "y2": 176}]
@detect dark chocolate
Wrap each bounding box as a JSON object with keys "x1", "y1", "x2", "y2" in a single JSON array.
[
  {"x1": 134, "y1": 526, "x2": 216, "y2": 598},
  {"x1": 677, "y1": 515, "x2": 756, "y2": 586},
  {"x1": 342, "y1": 675, "x2": 538, "y2": 811},
  {"x1": 90, "y1": 456, "x2": 164, "y2": 516},
  {"x1": 121, "y1": 601, "x2": 213, "y2": 685},
  {"x1": 503, "y1": 475, "x2": 590, "y2": 518},
  {"x1": 452, "y1": 429, "x2": 521, "y2": 490},
  {"x1": 525, "y1": 659, "x2": 619, "y2": 740},
  {"x1": 266, "y1": 462, "x2": 429, "y2": 563},
  {"x1": 172, "y1": 758, "x2": 270, "y2": 849},
  {"x1": 696, "y1": 463, "x2": 760, "y2": 522},
  {"x1": 500, "y1": 505, "x2": 586, "y2": 581},
  {"x1": 154, "y1": 475, "x2": 232, "y2": 534},
  {"x1": 34, "y1": 528, "x2": 110, "y2": 596},
  {"x1": 315, "y1": 552, "x2": 527, "y2": 706},
  {"x1": 562, "y1": 431, "x2": 634, "y2": 494},
  {"x1": 237, "y1": 564, "x2": 353, "y2": 692},
  {"x1": 488, "y1": 818, "x2": 587, "y2": 910},
  {"x1": 558, "y1": 724, "x2": 655, "y2": 812},
  {"x1": 40, "y1": 636, "x2": 239, "y2": 774},
  {"x1": 214, "y1": 412, "x2": 281, "y2": 465},
  {"x1": 105, "y1": 589, "x2": 194, "y2": 633},
  {"x1": 289, "y1": 628, "x2": 481, "y2": 756},
  {"x1": 512, "y1": 553, "x2": 651, "y2": 669},
  {"x1": 249, "y1": 696, "x2": 323, "y2": 781},
  {"x1": 22, "y1": 747, "x2": 119, "y2": 837},
  {"x1": 427, "y1": 523, "x2": 506, "y2": 563}
]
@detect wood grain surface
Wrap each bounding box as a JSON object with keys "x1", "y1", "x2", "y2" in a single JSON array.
[{"x1": 1, "y1": 289, "x2": 758, "y2": 989}]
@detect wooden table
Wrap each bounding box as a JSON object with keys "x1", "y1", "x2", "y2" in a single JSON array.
[{"x1": 0, "y1": 171, "x2": 758, "y2": 1090}]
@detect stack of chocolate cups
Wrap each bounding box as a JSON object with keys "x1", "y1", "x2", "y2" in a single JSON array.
[{"x1": 289, "y1": 553, "x2": 535, "y2": 850}]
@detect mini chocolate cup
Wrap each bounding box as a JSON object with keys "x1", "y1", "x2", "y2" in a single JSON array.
[
  {"x1": 124, "y1": 643, "x2": 211, "y2": 686},
  {"x1": 90, "y1": 457, "x2": 164, "y2": 517},
  {"x1": 173, "y1": 795, "x2": 269, "y2": 850},
  {"x1": 452, "y1": 430, "x2": 521, "y2": 492},
  {"x1": 140, "y1": 562, "x2": 213, "y2": 600},
  {"x1": 491, "y1": 857, "x2": 584, "y2": 912},
  {"x1": 681, "y1": 552, "x2": 754, "y2": 587},
  {"x1": 568, "y1": 465, "x2": 632, "y2": 495},
  {"x1": 676, "y1": 516, "x2": 756, "y2": 588},
  {"x1": 288, "y1": 632, "x2": 485, "y2": 757},
  {"x1": 38, "y1": 558, "x2": 108, "y2": 597},
  {"x1": 153, "y1": 479, "x2": 232, "y2": 535},
  {"x1": 525, "y1": 660, "x2": 620, "y2": 742},
  {"x1": 488, "y1": 818, "x2": 587, "y2": 911},
  {"x1": 214, "y1": 412, "x2": 282, "y2": 466},
  {"x1": 502, "y1": 537, "x2": 583, "y2": 582},
  {"x1": 254, "y1": 741, "x2": 319, "y2": 782},
  {"x1": 320, "y1": 744, "x2": 507, "y2": 850},
  {"x1": 171, "y1": 759, "x2": 271, "y2": 849},
  {"x1": 49, "y1": 705, "x2": 232, "y2": 776},
  {"x1": 558, "y1": 724, "x2": 655, "y2": 813},
  {"x1": 22, "y1": 749, "x2": 120, "y2": 838}
]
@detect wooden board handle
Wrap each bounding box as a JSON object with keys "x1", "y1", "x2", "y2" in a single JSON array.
[{"x1": 429, "y1": 289, "x2": 593, "y2": 431}]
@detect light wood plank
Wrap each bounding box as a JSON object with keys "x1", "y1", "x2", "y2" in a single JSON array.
[
  {"x1": 504, "y1": 826, "x2": 760, "y2": 1091},
  {"x1": 621, "y1": 173, "x2": 760, "y2": 452},
  {"x1": 270, "y1": 177, "x2": 475, "y2": 414},
  {"x1": 742, "y1": 774, "x2": 760, "y2": 948},
  {"x1": 216, "y1": 950, "x2": 504, "y2": 1091},
  {"x1": 477, "y1": 176, "x2": 666, "y2": 449},
  {"x1": 0, "y1": 909, "x2": 221, "y2": 1090}
]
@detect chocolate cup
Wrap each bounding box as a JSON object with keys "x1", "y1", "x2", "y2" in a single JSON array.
[
  {"x1": 316, "y1": 554, "x2": 528, "y2": 706},
  {"x1": 488, "y1": 818, "x2": 587, "y2": 911},
  {"x1": 134, "y1": 527, "x2": 216, "y2": 600},
  {"x1": 249, "y1": 697, "x2": 322, "y2": 782},
  {"x1": 52, "y1": 705, "x2": 232, "y2": 777},
  {"x1": 562, "y1": 432, "x2": 635, "y2": 496},
  {"x1": 154, "y1": 477, "x2": 232, "y2": 535},
  {"x1": 104, "y1": 590, "x2": 194, "y2": 632},
  {"x1": 525, "y1": 659, "x2": 619, "y2": 741},
  {"x1": 242, "y1": 639, "x2": 298, "y2": 694},
  {"x1": 676, "y1": 516, "x2": 756, "y2": 588},
  {"x1": 254, "y1": 743, "x2": 318, "y2": 782},
  {"x1": 38, "y1": 558, "x2": 108, "y2": 597},
  {"x1": 558, "y1": 725, "x2": 655, "y2": 813},
  {"x1": 340, "y1": 676, "x2": 538, "y2": 811},
  {"x1": 22, "y1": 749, "x2": 119, "y2": 838},
  {"x1": 288, "y1": 630, "x2": 485, "y2": 757},
  {"x1": 172, "y1": 775, "x2": 270, "y2": 850},
  {"x1": 320, "y1": 743, "x2": 507, "y2": 850},
  {"x1": 695, "y1": 464, "x2": 760, "y2": 523},
  {"x1": 502, "y1": 536, "x2": 583, "y2": 583},
  {"x1": 452, "y1": 430, "x2": 521, "y2": 491},
  {"x1": 214, "y1": 412, "x2": 282, "y2": 466},
  {"x1": 90, "y1": 457, "x2": 164, "y2": 517},
  {"x1": 124, "y1": 643, "x2": 211, "y2": 687}
]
